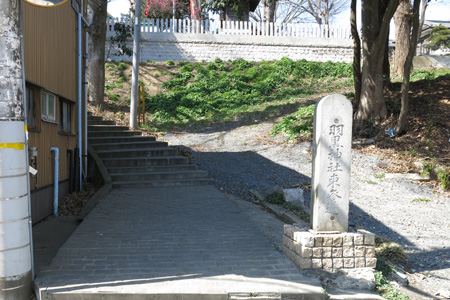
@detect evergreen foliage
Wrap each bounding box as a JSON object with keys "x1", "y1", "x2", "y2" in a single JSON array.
[{"x1": 426, "y1": 25, "x2": 450, "y2": 50}]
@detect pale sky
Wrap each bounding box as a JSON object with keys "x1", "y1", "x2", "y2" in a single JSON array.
[{"x1": 107, "y1": 0, "x2": 450, "y2": 24}]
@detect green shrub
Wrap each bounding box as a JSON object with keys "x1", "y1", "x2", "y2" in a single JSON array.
[
  {"x1": 271, "y1": 104, "x2": 315, "y2": 140},
  {"x1": 118, "y1": 63, "x2": 127, "y2": 71},
  {"x1": 105, "y1": 82, "x2": 114, "y2": 90},
  {"x1": 145, "y1": 59, "x2": 352, "y2": 128},
  {"x1": 421, "y1": 162, "x2": 435, "y2": 177},
  {"x1": 438, "y1": 167, "x2": 450, "y2": 190},
  {"x1": 180, "y1": 63, "x2": 194, "y2": 72},
  {"x1": 109, "y1": 93, "x2": 120, "y2": 101},
  {"x1": 375, "y1": 259, "x2": 408, "y2": 300},
  {"x1": 166, "y1": 60, "x2": 175, "y2": 66},
  {"x1": 265, "y1": 193, "x2": 284, "y2": 204}
]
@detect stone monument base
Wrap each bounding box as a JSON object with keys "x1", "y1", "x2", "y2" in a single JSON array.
[{"x1": 283, "y1": 225, "x2": 377, "y2": 270}]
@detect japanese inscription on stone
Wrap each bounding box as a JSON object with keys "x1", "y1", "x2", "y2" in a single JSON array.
[{"x1": 311, "y1": 94, "x2": 352, "y2": 233}]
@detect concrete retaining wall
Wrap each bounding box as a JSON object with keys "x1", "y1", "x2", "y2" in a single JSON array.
[{"x1": 106, "y1": 32, "x2": 353, "y2": 63}]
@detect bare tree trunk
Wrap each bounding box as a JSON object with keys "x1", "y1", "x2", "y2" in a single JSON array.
[
  {"x1": 416, "y1": 0, "x2": 428, "y2": 55},
  {"x1": 395, "y1": 0, "x2": 421, "y2": 135},
  {"x1": 350, "y1": 0, "x2": 361, "y2": 111},
  {"x1": 393, "y1": 0, "x2": 413, "y2": 77},
  {"x1": 356, "y1": 0, "x2": 399, "y2": 124},
  {"x1": 263, "y1": 0, "x2": 276, "y2": 23},
  {"x1": 358, "y1": 55, "x2": 387, "y2": 123},
  {"x1": 88, "y1": 0, "x2": 108, "y2": 106}
]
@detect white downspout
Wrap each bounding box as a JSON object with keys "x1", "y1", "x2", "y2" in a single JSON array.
[
  {"x1": 50, "y1": 147, "x2": 59, "y2": 216},
  {"x1": 78, "y1": 13, "x2": 83, "y2": 191},
  {"x1": 83, "y1": 23, "x2": 89, "y2": 178}
]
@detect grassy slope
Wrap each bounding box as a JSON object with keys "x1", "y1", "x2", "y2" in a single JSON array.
[{"x1": 92, "y1": 59, "x2": 449, "y2": 191}]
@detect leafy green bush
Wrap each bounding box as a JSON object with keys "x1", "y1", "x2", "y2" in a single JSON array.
[
  {"x1": 105, "y1": 82, "x2": 114, "y2": 90},
  {"x1": 265, "y1": 193, "x2": 284, "y2": 204},
  {"x1": 108, "y1": 23, "x2": 132, "y2": 57},
  {"x1": 118, "y1": 63, "x2": 127, "y2": 71},
  {"x1": 166, "y1": 60, "x2": 175, "y2": 66},
  {"x1": 271, "y1": 105, "x2": 315, "y2": 141},
  {"x1": 109, "y1": 93, "x2": 120, "y2": 101},
  {"x1": 438, "y1": 167, "x2": 450, "y2": 190},
  {"x1": 410, "y1": 68, "x2": 450, "y2": 81},
  {"x1": 145, "y1": 58, "x2": 352, "y2": 127},
  {"x1": 180, "y1": 63, "x2": 194, "y2": 72},
  {"x1": 375, "y1": 259, "x2": 408, "y2": 300}
]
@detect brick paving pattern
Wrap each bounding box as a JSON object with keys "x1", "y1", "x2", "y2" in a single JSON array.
[{"x1": 34, "y1": 185, "x2": 324, "y2": 299}]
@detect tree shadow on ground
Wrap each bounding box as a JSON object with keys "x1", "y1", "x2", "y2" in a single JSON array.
[{"x1": 183, "y1": 147, "x2": 450, "y2": 273}]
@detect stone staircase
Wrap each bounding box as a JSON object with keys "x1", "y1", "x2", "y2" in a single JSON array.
[{"x1": 88, "y1": 115, "x2": 211, "y2": 188}]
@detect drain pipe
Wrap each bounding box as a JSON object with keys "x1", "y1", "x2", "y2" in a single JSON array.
[
  {"x1": 84, "y1": 30, "x2": 89, "y2": 179},
  {"x1": 80, "y1": 14, "x2": 89, "y2": 186},
  {"x1": 50, "y1": 147, "x2": 59, "y2": 216},
  {"x1": 78, "y1": 13, "x2": 83, "y2": 191}
]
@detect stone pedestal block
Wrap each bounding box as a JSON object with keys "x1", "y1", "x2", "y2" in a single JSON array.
[{"x1": 283, "y1": 225, "x2": 377, "y2": 270}]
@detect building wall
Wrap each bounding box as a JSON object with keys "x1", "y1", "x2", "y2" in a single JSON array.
[
  {"x1": 107, "y1": 33, "x2": 353, "y2": 63},
  {"x1": 22, "y1": 0, "x2": 85, "y2": 223}
]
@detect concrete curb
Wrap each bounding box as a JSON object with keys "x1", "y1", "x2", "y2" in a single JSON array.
[
  {"x1": 249, "y1": 189, "x2": 309, "y2": 227},
  {"x1": 78, "y1": 145, "x2": 112, "y2": 221}
]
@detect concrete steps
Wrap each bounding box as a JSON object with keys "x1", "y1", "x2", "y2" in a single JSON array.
[
  {"x1": 88, "y1": 130, "x2": 142, "y2": 137},
  {"x1": 91, "y1": 141, "x2": 168, "y2": 151},
  {"x1": 107, "y1": 165, "x2": 198, "y2": 174},
  {"x1": 101, "y1": 155, "x2": 190, "y2": 168},
  {"x1": 88, "y1": 136, "x2": 156, "y2": 144},
  {"x1": 88, "y1": 115, "x2": 211, "y2": 188}
]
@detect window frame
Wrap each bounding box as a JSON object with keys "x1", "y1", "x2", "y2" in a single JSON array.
[
  {"x1": 59, "y1": 99, "x2": 72, "y2": 133},
  {"x1": 25, "y1": 85, "x2": 36, "y2": 128},
  {"x1": 41, "y1": 90, "x2": 56, "y2": 123}
]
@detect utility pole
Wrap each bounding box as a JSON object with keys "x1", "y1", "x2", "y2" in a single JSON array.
[
  {"x1": 0, "y1": 0, "x2": 32, "y2": 298},
  {"x1": 130, "y1": 0, "x2": 141, "y2": 130}
]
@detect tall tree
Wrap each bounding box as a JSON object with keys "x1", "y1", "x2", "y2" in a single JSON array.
[
  {"x1": 302, "y1": 0, "x2": 347, "y2": 31},
  {"x1": 350, "y1": 0, "x2": 361, "y2": 110},
  {"x1": 251, "y1": 0, "x2": 308, "y2": 23},
  {"x1": 355, "y1": 0, "x2": 399, "y2": 124},
  {"x1": 262, "y1": 0, "x2": 276, "y2": 22},
  {"x1": 395, "y1": 0, "x2": 421, "y2": 134},
  {"x1": 426, "y1": 25, "x2": 450, "y2": 50},
  {"x1": 0, "y1": 0, "x2": 32, "y2": 298},
  {"x1": 393, "y1": 0, "x2": 414, "y2": 76},
  {"x1": 251, "y1": 0, "x2": 347, "y2": 25},
  {"x1": 88, "y1": 0, "x2": 108, "y2": 106}
]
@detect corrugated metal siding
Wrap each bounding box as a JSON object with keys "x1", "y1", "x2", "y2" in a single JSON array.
[
  {"x1": 23, "y1": 1, "x2": 78, "y2": 101},
  {"x1": 22, "y1": 0, "x2": 86, "y2": 222}
]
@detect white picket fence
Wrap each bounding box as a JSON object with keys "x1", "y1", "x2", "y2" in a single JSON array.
[{"x1": 106, "y1": 16, "x2": 351, "y2": 39}]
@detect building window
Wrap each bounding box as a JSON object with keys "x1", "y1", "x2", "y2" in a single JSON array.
[
  {"x1": 41, "y1": 90, "x2": 56, "y2": 122},
  {"x1": 60, "y1": 100, "x2": 72, "y2": 132},
  {"x1": 26, "y1": 86, "x2": 36, "y2": 128}
]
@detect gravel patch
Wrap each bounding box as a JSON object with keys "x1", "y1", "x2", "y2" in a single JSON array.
[{"x1": 161, "y1": 121, "x2": 450, "y2": 299}]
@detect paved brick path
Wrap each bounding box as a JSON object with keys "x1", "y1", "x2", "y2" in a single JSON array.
[{"x1": 34, "y1": 185, "x2": 324, "y2": 299}]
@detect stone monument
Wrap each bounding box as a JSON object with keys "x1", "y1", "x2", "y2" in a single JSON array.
[{"x1": 283, "y1": 94, "x2": 376, "y2": 270}]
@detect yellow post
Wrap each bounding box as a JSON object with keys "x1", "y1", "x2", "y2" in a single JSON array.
[
  {"x1": 140, "y1": 83, "x2": 145, "y2": 125},
  {"x1": 137, "y1": 85, "x2": 141, "y2": 125}
]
